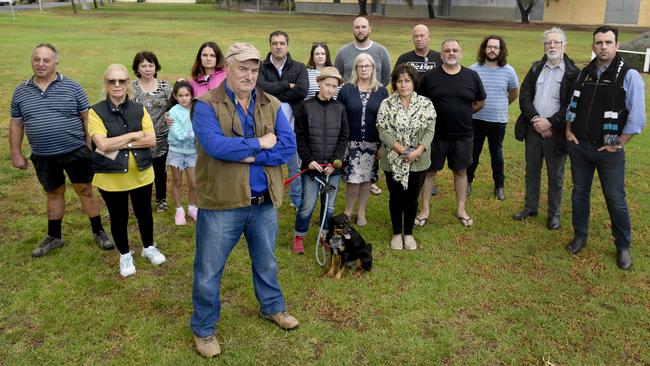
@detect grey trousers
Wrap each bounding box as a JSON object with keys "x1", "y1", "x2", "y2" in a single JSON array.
[{"x1": 524, "y1": 128, "x2": 567, "y2": 217}]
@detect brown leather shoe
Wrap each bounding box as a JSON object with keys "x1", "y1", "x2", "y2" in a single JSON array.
[
  {"x1": 193, "y1": 333, "x2": 221, "y2": 357},
  {"x1": 260, "y1": 311, "x2": 299, "y2": 330}
]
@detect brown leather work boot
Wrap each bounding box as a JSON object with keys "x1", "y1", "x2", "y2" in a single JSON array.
[
  {"x1": 193, "y1": 333, "x2": 221, "y2": 357},
  {"x1": 260, "y1": 311, "x2": 299, "y2": 330}
]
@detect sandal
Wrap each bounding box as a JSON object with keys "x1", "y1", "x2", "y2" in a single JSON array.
[
  {"x1": 414, "y1": 217, "x2": 427, "y2": 227},
  {"x1": 457, "y1": 216, "x2": 474, "y2": 227},
  {"x1": 370, "y1": 183, "x2": 382, "y2": 195}
]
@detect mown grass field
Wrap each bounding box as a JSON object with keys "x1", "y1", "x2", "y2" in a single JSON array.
[{"x1": 1, "y1": 4, "x2": 649, "y2": 365}]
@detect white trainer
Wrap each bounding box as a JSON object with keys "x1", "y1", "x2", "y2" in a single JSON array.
[
  {"x1": 119, "y1": 252, "x2": 136, "y2": 277},
  {"x1": 390, "y1": 235, "x2": 403, "y2": 250},
  {"x1": 403, "y1": 235, "x2": 417, "y2": 250},
  {"x1": 142, "y1": 244, "x2": 166, "y2": 265}
]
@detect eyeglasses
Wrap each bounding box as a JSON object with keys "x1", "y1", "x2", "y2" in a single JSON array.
[
  {"x1": 543, "y1": 40, "x2": 563, "y2": 46},
  {"x1": 106, "y1": 79, "x2": 128, "y2": 86},
  {"x1": 486, "y1": 45, "x2": 500, "y2": 50},
  {"x1": 230, "y1": 106, "x2": 257, "y2": 138},
  {"x1": 357, "y1": 64, "x2": 373, "y2": 70}
]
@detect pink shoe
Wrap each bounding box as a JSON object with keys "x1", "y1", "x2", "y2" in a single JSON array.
[
  {"x1": 175, "y1": 208, "x2": 187, "y2": 226},
  {"x1": 188, "y1": 205, "x2": 198, "y2": 221},
  {"x1": 292, "y1": 236, "x2": 305, "y2": 254}
]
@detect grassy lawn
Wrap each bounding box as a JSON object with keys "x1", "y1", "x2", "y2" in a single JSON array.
[{"x1": 1, "y1": 4, "x2": 649, "y2": 365}]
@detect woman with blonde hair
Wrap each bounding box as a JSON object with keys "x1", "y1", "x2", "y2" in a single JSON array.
[
  {"x1": 89, "y1": 64, "x2": 166, "y2": 277},
  {"x1": 337, "y1": 53, "x2": 388, "y2": 226}
]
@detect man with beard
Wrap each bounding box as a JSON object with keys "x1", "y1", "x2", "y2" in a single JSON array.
[
  {"x1": 335, "y1": 16, "x2": 391, "y2": 197},
  {"x1": 513, "y1": 27, "x2": 579, "y2": 231},
  {"x1": 564, "y1": 26, "x2": 645, "y2": 270},
  {"x1": 257, "y1": 30, "x2": 308, "y2": 210},
  {"x1": 394, "y1": 24, "x2": 442, "y2": 74},
  {"x1": 334, "y1": 16, "x2": 391, "y2": 86},
  {"x1": 466, "y1": 35, "x2": 519, "y2": 201},
  {"x1": 416, "y1": 39, "x2": 485, "y2": 227}
]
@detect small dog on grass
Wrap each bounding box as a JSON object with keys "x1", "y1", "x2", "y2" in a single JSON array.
[{"x1": 323, "y1": 214, "x2": 372, "y2": 279}]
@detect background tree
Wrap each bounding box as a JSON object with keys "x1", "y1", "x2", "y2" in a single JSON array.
[
  {"x1": 358, "y1": 0, "x2": 368, "y2": 16},
  {"x1": 517, "y1": 0, "x2": 559, "y2": 24}
]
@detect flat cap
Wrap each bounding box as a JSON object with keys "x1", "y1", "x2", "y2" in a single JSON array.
[{"x1": 225, "y1": 42, "x2": 262, "y2": 62}]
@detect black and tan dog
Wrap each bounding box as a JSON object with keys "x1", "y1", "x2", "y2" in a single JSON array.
[{"x1": 323, "y1": 214, "x2": 372, "y2": 279}]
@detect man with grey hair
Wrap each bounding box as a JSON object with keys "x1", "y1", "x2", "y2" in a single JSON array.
[
  {"x1": 190, "y1": 42, "x2": 299, "y2": 357},
  {"x1": 513, "y1": 27, "x2": 579, "y2": 230},
  {"x1": 10, "y1": 43, "x2": 114, "y2": 257},
  {"x1": 416, "y1": 39, "x2": 486, "y2": 229}
]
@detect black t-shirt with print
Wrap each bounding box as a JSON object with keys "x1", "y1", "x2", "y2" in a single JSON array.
[
  {"x1": 394, "y1": 50, "x2": 443, "y2": 75},
  {"x1": 418, "y1": 66, "x2": 486, "y2": 140}
]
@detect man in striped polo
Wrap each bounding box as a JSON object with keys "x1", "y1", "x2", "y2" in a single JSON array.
[
  {"x1": 467, "y1": 35, "x2": 519, "y2": 201},
  {"x1": 10, "y1": 43, "x2": 114, "y2": 257}
]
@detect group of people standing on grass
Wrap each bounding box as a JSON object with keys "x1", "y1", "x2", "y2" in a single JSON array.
[{"x1": 9, "y1": 17, "x2": 645, "y2": 357}]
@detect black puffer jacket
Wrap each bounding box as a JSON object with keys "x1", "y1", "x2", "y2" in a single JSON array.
[
  {"x1": 257, "y1": 52, "x2": 309, "y2": 116},
  {"x1": 295, "y1": 96, "x2": 349, "y2": 173}
]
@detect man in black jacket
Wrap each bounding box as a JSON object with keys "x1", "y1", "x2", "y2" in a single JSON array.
[
  {"x1": 257, "y1": 30, "x2": 309, "y2": 210},
  {"x1": 513, "y1": 27, "x2": 579, "y2": 230}
]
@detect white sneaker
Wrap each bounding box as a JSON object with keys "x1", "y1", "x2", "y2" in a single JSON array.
[
  {"x1": 142, "y1": 244, "x2": 166, "y2": 265},
  {"x1": 390, "y1": 235, "x2": 403, "y2": 250},
  {"x1": 403, "y1": 235, "x2": 417, "y2": 250},
  {"x1": 119, "y1": 252, "x2": 136, "y2": 277},
  {"x1": 188, "y1": 205, "x2": 198, "y2": 221}
]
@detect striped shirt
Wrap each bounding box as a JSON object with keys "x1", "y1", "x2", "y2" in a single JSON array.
[
  {"x1": 470, "y1": 63, "x2": 518, "y2": 123},
  {"x1": 305, "y1": 68, "x2": 340, "y2": 100},
  {"x1": 11, "y1": 73, "x2": 89, "y2": 156},
  {"x1": 533, "y1": 61, "x2": 565, "y2": 119}
]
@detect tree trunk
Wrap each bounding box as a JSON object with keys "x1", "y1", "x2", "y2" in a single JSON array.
[
  {"x1": 70, "y1": 0, "x2": 77, "y2": 13},
  {"x1": 516, "y1": 0, "x2": 535, "y2": 24},
  {"x1": 358, "y1": 0, "x2": 367, "y2": 16},
  {"x1": 427, "y1": 0, "x2": 435, "y2": 19},
  {"x1": 93, "y1": 0, "x2": 97, "y2": 8}
]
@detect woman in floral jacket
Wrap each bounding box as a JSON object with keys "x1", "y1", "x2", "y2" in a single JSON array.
[{"x1": 377, "y1": 64, "x2": 436, "y2": 251}]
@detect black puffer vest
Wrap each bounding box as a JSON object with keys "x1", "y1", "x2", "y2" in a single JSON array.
[
  {"x1": 569, "y1": 56, "x2": 630, "y2": 144},
  {"x1": 91, "y1": 99, "x2": 153, "y2": 173}
]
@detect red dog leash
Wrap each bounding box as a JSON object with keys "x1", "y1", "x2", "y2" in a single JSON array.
[{"x1": 284, "y1": 161, "x2": 343, "y2": 186}]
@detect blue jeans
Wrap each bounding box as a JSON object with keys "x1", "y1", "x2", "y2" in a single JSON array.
[
  {"x1": 568, "y1": 141, "x2": 631, "y2": 249},
  {"x1": 190, "y1": 202, "x2": 286, "y2": 337},
  {"x1": 294, "y1": 174, "x2": 341, "y2": 236},
  {"x1": 287, "y1": 152, "x2": 302, "y2": 208}
]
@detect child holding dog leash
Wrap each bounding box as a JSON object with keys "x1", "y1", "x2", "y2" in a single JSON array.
[{"x1": 291, "y1": 67, "x2": 349, "y2": 255}]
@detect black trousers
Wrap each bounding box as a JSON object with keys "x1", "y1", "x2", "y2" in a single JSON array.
[
  {"x1": 153, "y1": 154, "x2": 167, "y2": 202},
  {"x1": 99, "y1": 184, "x2": 154, "y2": 254},
  {"x1": 385, "y1": 170, "x2": 426, "y2": 235},
  {"x1": 467, "y1": 119, "x2": 506, "y2": 187}
]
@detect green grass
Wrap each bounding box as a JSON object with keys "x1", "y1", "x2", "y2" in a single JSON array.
[{"x1": 1, "y1": 4, "x2": 649, "y2": 365}]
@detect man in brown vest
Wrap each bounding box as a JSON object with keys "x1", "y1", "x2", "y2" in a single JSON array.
[{"x1": 189, "y1": 42, "x2": 299, "y2": 357}]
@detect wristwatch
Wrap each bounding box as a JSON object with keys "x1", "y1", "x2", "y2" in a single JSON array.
[{"x1": 615, "y1": 145, "x2": 624, "y2": 152}]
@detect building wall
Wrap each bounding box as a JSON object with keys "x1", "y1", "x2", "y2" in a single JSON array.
[
  {"x1": 639, "y1": 0, "x2": 650, "y2": 26},
  {"x1": 544, "y1": 0, "x2": 606, "y2": 25},
  {"x1": 543, "y1": 0, "x2": 649, "y2": 26}
]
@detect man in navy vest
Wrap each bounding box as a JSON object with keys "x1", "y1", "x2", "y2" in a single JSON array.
[
  {"x1": 10, "y1": 43, "x2": 114, "y2": 257},
  {"x1": 565, "y1": 26, "x2": 646, "y2": 270}
]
